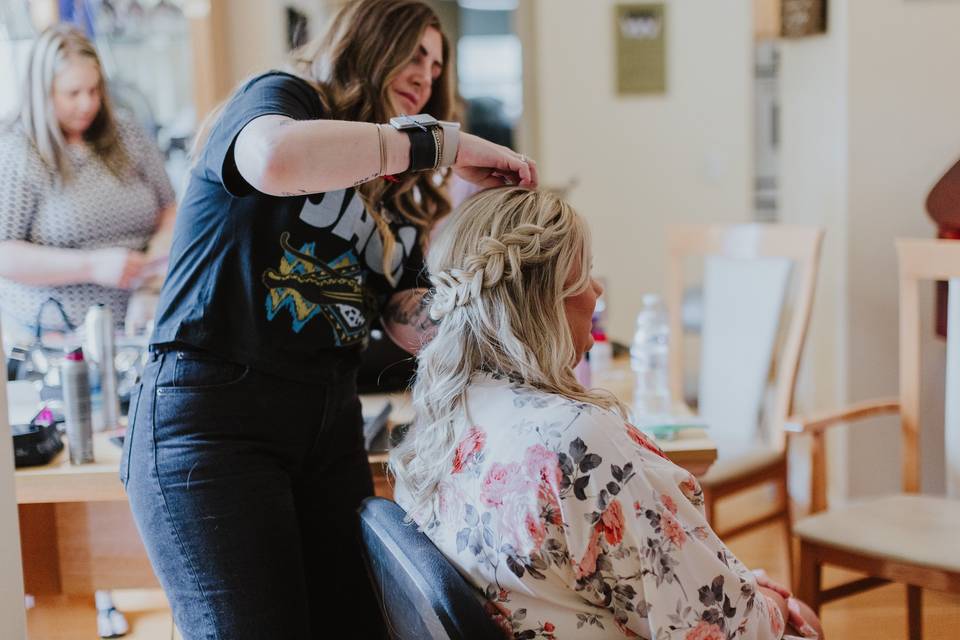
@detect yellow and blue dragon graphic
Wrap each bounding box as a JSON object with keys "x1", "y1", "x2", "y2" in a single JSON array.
[{"x1": 263, "y1": 232, "x2": 367, "y2": 345}]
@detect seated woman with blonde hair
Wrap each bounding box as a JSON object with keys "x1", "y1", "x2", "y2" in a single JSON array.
[{"x1": 391, "y1": 187, "x2": 823, "y2": 639}]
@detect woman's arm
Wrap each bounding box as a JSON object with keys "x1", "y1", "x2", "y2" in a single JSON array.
[
  {"x1": 381, "y1": 288, "x2": 437, "y2": 355},
  {"x1": 235, "y1": 116, "x2": 408, "y2": 196},
  {"x1": 0, "y1": 240, "x2": 146, "y2": 289},
  {"x1": 234, "y1": 115, "x2": 536, "y2": 197}
]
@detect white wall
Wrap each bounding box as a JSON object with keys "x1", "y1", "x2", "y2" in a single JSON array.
[
  {"x1": 223, "y1": 0, "x2": 331, "y2": 88},
  {"x1": 0, "y1": 319, "x2": 28, "y2": 639},
  {"x1": 845, "y1": 0, "x2": 960, "y2": 497},
  {"x1": 779, "y1": 0, "x2": 960, "y2": 501},
  {"x1": 531, "y1": 0, "x2": 754, "y2": 341},
  {"x1": 777, "y1": 0, "x2": 849, "y2": 505}
]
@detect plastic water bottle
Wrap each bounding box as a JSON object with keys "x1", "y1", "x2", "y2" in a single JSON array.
[{"x1": 630, "y1": 294, "x2": 672, "y2": 416}]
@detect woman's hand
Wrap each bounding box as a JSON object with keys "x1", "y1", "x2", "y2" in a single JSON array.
[
  {"x1": 453, "y1": 132, "x2": 538, "y2": 189},
  {"x1": 753, "y1": 568, "x2": 792, "y2": 599},
  {"x1": 88, "y1": 248, "x2": 149, "y2": 290},
  {"x1": 786, "y1": 597, "x2": 823, "y2": 638}
]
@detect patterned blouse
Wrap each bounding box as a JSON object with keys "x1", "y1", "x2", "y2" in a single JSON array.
[
  {"x1": 395, "y1": 373, "x2": 787, "y2": 640},
  {"x1": 0, "y1": 115, "x2": 175, "y2": 331}
]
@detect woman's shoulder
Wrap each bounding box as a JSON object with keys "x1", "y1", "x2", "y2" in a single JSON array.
[
  {"x1": 0, "y1": 121, "x2": 33, "y2": 152},
  {"x1": 469, "y1": 372, "x2": 593, "y2": 415},
  {"x1": 467, "y1": 373, "x2": 636, "y2": 441},
  {"x1": 238, "y1": 70, "x2": 323, "y2": 99},
  {"x1": 112, "y1": 110, "x2": 146, "y2": 141},
  {"x1": 0, "y1": 122, "x2": 48, "y2": 177},
  {"x1": 481, "y1": 375, "x2": 669, "y2": 462}
]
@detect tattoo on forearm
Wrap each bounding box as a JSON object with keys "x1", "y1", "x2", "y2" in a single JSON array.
[
  {"x1": 280, "y1": 189, "x2": 309, "y2": 197},
  {"x1": 352, "y1": 172, "x2": 379, "y2": 187},
  {"x1": 385, "y1": 290, "x2": 439, "y2": 333}
]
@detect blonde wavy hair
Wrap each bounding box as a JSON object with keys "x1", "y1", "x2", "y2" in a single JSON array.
[
  {"x1": 194, "y1": 0, "x2": 454, "y2": 282},
  {"x1": 390, "y1": 187, "x2": 627, "y2": 518},
  {"x1": 13, "y1": 24, "x2": 129, "y2": 182}
]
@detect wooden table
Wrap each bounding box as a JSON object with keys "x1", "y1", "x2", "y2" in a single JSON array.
[{"x1": 15, "y1": 363, "x2": 716, "y2": 595}]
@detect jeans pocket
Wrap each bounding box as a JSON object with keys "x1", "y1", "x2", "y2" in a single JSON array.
[
  {"x1": 120, "y1": 382, "x2": 143, "y2": 488},
  {"x1": 166, "y1": 351, "x2": 250, "y2": 392}
]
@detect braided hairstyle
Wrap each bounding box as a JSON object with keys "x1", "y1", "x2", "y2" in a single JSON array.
[{"x1": 390, "y1": 187, "x2": 627, "y2": 520}]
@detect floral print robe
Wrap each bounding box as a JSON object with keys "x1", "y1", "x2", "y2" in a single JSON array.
[{"x1": 395, "y1": 373, "x2": 786, "y2": 640}]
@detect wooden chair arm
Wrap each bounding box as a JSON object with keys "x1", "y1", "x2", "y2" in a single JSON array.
[
  {"x1": 785, "y1": 398, "x2": 900, "y2": 437},
  {"x1": 785, "y1": 397, "x2": 899, "y2": 515}
]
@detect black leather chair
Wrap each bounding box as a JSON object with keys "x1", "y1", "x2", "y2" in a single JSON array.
[{"x1": 358, "y1": 496, "x2": 507, "y2": 640}]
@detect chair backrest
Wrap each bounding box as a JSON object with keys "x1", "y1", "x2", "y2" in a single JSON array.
[
  {"x1": 896, "y1": 239, "x2": 960, "y2": 495},
  {"x1": 357, "y1": 496, "x2": 506, "y2": 640},
  {"x1": 666, "y1": 224, "x2": 823, "y2": 453}
]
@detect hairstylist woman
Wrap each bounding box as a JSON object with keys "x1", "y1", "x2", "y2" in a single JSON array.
[
  {"x1": 122, "y1": 1, "x2": 537, "y2": 637},
  {"x1": 0, "y1": 25, "x2": 175, "y2": 334}
]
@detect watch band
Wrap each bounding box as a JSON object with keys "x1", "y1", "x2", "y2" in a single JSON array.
[
  {"x1": 390, "y1": 114, "x2": 461, "y2": 172},
  {"x1": 406, "y1": 126, "x2": 437, "y2": 172},
  {"x1": 438, "y1": 121, "x2": 460, "y2": 168}
]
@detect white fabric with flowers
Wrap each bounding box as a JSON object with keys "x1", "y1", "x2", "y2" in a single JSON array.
[{"x1": 396, "y1": 373, "x2": 785, "y2": 640}]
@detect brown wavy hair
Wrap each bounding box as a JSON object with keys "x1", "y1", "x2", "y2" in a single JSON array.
[
  {"x1": 194, "y1": 0, "x2": 454, "y2": 281},
  {"x1": 14, "y1": 24, "x2": 130, "y2": 183}
]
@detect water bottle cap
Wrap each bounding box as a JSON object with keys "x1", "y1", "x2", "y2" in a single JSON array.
[
  {"x1": 65, "y1": 347, "x2": 84, "y2": 362},
  {"x1": 641, "y1": 293, "x2": 661, "y2": 307}
]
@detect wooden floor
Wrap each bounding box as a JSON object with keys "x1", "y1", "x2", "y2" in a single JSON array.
[{"x1": 25, "y1": 487, "x2": 960, "y2": 639}]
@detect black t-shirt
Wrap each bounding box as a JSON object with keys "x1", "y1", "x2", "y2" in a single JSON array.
[{"x1": 151, "y1": 72, "x2": 427, "y2": 383}]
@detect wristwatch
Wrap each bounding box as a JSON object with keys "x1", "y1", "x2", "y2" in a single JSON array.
[{"x1": 389, "y1": 114, "x2": 460, "y2": 171}]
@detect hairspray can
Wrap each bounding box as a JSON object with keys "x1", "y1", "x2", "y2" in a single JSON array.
[
  {"x1": 62, "y1": 347, "x2": 95, "y2": 464},
  {"x1": 85, "y1": 304, "x2": 120, "y2": 431}
]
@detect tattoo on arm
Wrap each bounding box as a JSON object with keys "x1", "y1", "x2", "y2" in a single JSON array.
[
  {"x1": 352, "y1": 171, "x2": 380, "y2": 187},
  {"x1": 384, "y1": 289, "x2": 439, "y2": 334}
]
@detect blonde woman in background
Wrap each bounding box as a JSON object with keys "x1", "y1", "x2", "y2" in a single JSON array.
[
  {"x1": 391, "y1": 187, "x2": 824, "y2": 639},
  {"x1": 123, "y1": 0, "x2": 536, "y2": 637},
  {"x1": 0, "y1": 23, "x2": 176, "y2": 639},
  {"x1": 0, "y1": 24, "x2": 175, "y2": 335}
]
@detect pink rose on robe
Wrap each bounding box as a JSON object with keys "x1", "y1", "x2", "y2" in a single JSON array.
[
  {"x1": 684, "y1": 621, "x2": 725, "y2": 640},
  {"x1": 680, "y1": 475, "x2": 699, "y2": 495},
  {"x1": 538, "y1": 483, "x2": 564, "y2": 526},
  {"x1": 524, "y1": 444, "x2": 563, "y2": 489},
  {"x1": 480, "y1": 462, "x2": 531, "y2": 508},
  {"x1": 661, "y1": 510, "x2": 687, "y2": 548},
  {"x1": 661, "y1": 493, "x2": 678, "y2": 515},
  {"x1": 525, "y1": 444, "x2": 564, "y2": 526},
  {"x1": 624, "y1": 422, "x2": 668, "y2": 459},
  {"x1": 600, "y1": 499, "x2": 626, "y2": 546},
  {"x1": 452, "y1": 426, "x2": 486, "y2": 473},
  {"x1": 576, "y1": 526, "x2": 603, "y2": 579},
  {"x1": 525, "y1": 512, "x2": 547, "y2": 549}
]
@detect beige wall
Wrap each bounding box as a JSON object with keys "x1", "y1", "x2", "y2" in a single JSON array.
[
  {"x1": 845, "y1": 0, "x2": 960, "y2": 497},
  {"x1": 530, "y1": 0, "x2": 754, "y2": 341},
  {"x1": 779, "y1": 0, "x2": 960, "y2": 501},
  {"x1": 218, "y1": 0, "x2": 331, "y2": 91},
  {"x1": 777, "y1": 0, "x2": 849, "y2": 504}
]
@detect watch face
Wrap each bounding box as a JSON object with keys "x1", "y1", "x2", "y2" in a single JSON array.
[{"x1": 391, "y1": 113, "x2": 439, "y2": 130}]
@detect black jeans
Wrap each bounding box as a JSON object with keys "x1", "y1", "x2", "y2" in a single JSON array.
[{"x1": 122, "y1": 348, "x2": 386, "y2": 639}]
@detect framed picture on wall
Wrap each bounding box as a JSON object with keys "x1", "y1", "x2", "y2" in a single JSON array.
[
  {"x1": 781, "y1": 0, "x2": 827, "y2": 38},
  {"x1": 615, "y1": 3, "x2": 666, "y2": 95}
]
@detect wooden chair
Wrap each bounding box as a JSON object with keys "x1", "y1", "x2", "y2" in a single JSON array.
[
  {"x1": 665, "y1": 223, "x2": 824, "y2": 581},
  {"x1": 790, "y1": 239, "x2": 960, "y2": 640}
]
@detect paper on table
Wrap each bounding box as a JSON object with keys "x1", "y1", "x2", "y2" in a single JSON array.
[{"x1": 633, "y1": 413, "x2": 708, "y2": 440}]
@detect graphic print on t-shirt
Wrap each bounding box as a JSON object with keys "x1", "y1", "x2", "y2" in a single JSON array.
[
  {"x1": 262, "y1": 188, "x2": 416, "y2": 346},
  {"x1": 262, "y1": 232, "x2": 367, "y2": 344}
]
